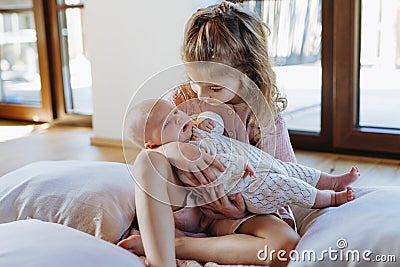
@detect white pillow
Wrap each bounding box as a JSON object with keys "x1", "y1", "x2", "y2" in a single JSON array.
[
  {"x1": 0, "y1": 160, "x2": 135, "y2": 243},
  {"x1": 0, "y1": 219, "x2": 144, "y2": 267},
  {"x1": 289, "y1": 187, "x2": 400, "y2": 266}
]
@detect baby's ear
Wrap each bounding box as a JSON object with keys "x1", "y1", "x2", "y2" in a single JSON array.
[{"x1": 145, "y1": 141, "x2": 155, "y2": 149}]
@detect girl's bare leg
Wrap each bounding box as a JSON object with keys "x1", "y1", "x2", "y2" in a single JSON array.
[
  {"x1": 120, "y1": 215, "x2": 299, "y2": 267},
  {"x1": 316, "y1": 166, "x2": 360, "y2": 191},
  {"x1": 133, "y1": 150, "x2": 186, "y2": 267},
  {"x1": 175, "y1": 215, "x2": 300, "y2": 267}
]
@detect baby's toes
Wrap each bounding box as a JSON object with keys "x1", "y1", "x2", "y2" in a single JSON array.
[
  {"x1": 350, "y1": 166, "x2": 360, "y2": 177},
  {"x1": 347, "y1": 186, "x2": 355, "y2": 201},
  {"x1": 350, "y1": 166, "x2": 357, "y2": 173}
]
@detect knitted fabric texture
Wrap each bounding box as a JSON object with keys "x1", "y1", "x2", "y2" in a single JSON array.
[{"x1": 178, "y1": 128, "x2": 320, "y2": 214}]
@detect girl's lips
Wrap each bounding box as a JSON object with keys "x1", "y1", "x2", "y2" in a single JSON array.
[
  {"x1": 182, "y1": 122, "x2": 189, "y2": 132},
  {"x1": 182, "y1": 121, "x2": 192, "y2": 133}
]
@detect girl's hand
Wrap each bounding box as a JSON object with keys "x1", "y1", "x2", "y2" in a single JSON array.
[
  {"x1": 193, "y1": 184, "x2": 248, "y2": 219},
  {"x1": 161, "y1": 142, "x2": 225, "y2": 185},
  {"x1": 198, "y1": 119, "x2": 215, "y2": 133},
  {"x1": 117, "y1": 229, "x2": 145, "y2": 256}
]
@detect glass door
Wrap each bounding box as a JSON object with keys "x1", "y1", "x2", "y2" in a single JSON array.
[
  {"x1": 245, "y1": 0, "x2": 334, "y2": 151},
  {"x1": 333, "y1": 0, "x2": 400, "y2": 156},
  {"x1": 0, "y1": 0, "x2": 52, "y2": 122},
  {"x1": 55, "y1": 0, "x2": 92, "y2": 115},
  {"x1": 44, "y1": 0, "x2": 92, "y2": 124},
  {"x1": 359, "y1": 0, "x2": 400, "y2": 130},
  {"x1": 247, "y1": 0, "x2": 322, "y2": 132}
]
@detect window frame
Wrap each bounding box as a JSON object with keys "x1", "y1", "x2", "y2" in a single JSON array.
[
  {"x1": 289, "y1": 0, "x2": 334, "y2": 152},
  {"x1": 0, "y1": 0, "x2": 53, "y2": 122},
  {"x1": 45, "y1": 0, "x2": 91, "y2": 125},
  {"x1": 0, "y1": 0, "x2": 91, "y2": 125},
  {"x1": 332, "y1": 0, "x2": 400, "y2": 156}
]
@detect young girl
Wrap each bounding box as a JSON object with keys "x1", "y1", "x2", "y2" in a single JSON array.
[
  {"x1": 171, "y1": 0, "x2": 298, "y2": 229},
  {"x1": 122, "y1": 1, "x2": 333, "y2": 266}
]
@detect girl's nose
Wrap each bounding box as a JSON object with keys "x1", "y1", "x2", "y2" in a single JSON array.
[{"x1": 197, "y1": 88, "x2": 209, "y2": 98}]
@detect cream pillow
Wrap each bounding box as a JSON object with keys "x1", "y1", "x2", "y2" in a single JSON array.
[
  {"x1": 0, "y1": 219, "x2": 144, "y2": 267},
  {"x1": 289, "y1": 187, "x2": 400, "y2": 266},
  {"x1": 0, "y1": 160, "x2": 135, "y2": 243}
]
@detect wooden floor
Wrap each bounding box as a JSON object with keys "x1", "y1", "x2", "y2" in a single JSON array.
[{"x1": 1, "y1": 121, "x2": 399, "y2": 187}]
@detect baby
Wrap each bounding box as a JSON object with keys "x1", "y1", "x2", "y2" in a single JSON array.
[{"x1": 126, "y1": 99, "x2": 359, "y2": 213}]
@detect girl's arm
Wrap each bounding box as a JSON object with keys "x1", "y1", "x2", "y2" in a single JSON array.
[
  {"x1": 153, "y1": 142, "x2": 249, "y2": 219},
  {"x1": 133, "y1": 150, "x2": 186, "y2": 267}
]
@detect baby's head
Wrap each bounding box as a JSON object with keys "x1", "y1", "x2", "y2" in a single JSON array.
[{"x1": 125, "y1": 99, "x2": 193, "y2": 149}]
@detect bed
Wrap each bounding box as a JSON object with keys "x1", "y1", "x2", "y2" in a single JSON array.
[{"x1": 0, "y1": 161, "x2": 399, "y2": 267}]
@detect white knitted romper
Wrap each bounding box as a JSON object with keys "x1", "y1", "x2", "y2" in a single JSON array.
[{"x1": 178, "y1": 123, "x2": 321, "y2": 214}]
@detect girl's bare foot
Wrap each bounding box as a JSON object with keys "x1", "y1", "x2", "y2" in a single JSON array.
[
  {"x1": 117, "y1": 233, "x2": 145, "y2": 255},
  {"x1": 333, "y1": 186, "x2": 355, "y2": 206}
]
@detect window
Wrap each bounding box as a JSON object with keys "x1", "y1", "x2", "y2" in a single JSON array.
[
  {"x1": 189, "y1": 0, "x2": 400, "y2": 157},
  {"x1": 248, "y1": 0, "x2": 399, "y2": 157},
  {"x1": 0, "y1": 0, "x2": 52, "y2": 121},
  {"x1": 359, "y1": 0, "x2": 400, "y2": 129},
  {"x1": 333, "y1": 0, "x2": 400, "y2": 156},
  {"x1": 0, "y1": 0, "x2": 92, "y2": 123},
  {"x1": 0, "y1": 6, "x2": 41, "y2": 106},
  {"x1": 56, "y1": 0, "x2": 92, "y2": 115},
  {"x1": 245, "y1": 0, "x2": 322, "y2": 133}
]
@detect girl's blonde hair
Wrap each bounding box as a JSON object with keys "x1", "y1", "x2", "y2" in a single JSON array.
[{"x1": 182, "y1": 1, "x2": 287, "y2": 121}]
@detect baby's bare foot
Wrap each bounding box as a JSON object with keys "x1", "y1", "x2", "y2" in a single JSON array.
[
  {"x1": 332, "y1": 166, "x2": 360, "y2": 191},
  {"x1": 334, "y1": 186, "x2": 355, "y2": 206}
]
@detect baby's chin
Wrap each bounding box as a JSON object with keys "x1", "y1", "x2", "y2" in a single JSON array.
[{"x1": 180, "y1": 130, "x2": 192, "y2": 143}]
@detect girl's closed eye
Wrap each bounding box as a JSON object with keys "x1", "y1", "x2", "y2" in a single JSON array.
[{"x1": 210, "y1": 86, "x2": 223, "y2": 92}]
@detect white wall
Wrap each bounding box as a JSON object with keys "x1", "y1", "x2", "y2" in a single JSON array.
[{"x1": 84, "y1": 1, "x2": 193, "y2": 140}]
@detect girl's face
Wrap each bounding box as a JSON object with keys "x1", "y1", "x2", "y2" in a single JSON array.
[{"x1": 186, "y1": 67, "x2": 243, "y2": 105}]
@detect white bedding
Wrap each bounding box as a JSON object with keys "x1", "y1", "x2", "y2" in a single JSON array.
[
  {"x1": 289, "y1": 187, "x2": 400, "y2": 266},
  {"x1": 0, "y1": 219, "x2": 144, "y2": 267},
  {"x1": 0, "y1": 161, "x2": 136, "y2": 243},
  {"x1": 1, "y1": 161, "x2": 399, "y2": 266}
]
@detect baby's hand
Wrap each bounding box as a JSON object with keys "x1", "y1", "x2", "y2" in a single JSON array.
[
  {"x1": 243, "y1": 162, "x2": 255, "y2": 179},
  {"x1": 198, "y1": 119, "x2": 216, "y2": 133}
]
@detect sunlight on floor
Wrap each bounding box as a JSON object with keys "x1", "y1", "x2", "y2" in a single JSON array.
[{"x1": 0, "y1": 123, "x2": 50, "y2": 142}]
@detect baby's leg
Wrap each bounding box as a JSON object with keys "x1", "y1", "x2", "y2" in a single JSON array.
[
  {"x1": 277, "y1": 161, "x2": 322, "y2": 187},
  {"x1": 243, "y1": 173, "x2": 320, "y2": 213},
  {"x1": 312, "y1": 186, "x2": 355, "y2": 208},
  {"x1": 316, "y1": 166, "x2": 360, "y2": 191}
]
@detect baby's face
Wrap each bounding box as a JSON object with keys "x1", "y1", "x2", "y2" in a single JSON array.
[{"x1": 146, "y1": 101, "x2": 193, "y2": 147}]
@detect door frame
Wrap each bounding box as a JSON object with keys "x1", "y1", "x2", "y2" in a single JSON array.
[
  {"x1": 0, "y1": 0, "x2": 53, "y2": 122},
  {"x1": 332, "y1": 0, "x2": 400, "y2": 155}
]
